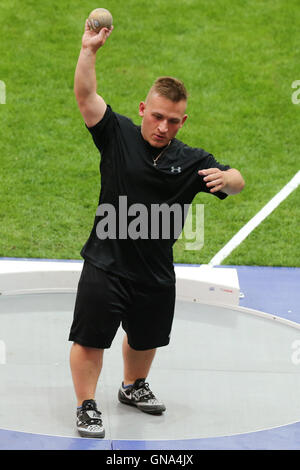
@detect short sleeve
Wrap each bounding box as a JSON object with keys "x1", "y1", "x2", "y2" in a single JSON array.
[{"x1": 86, "y1": 105, "x2": 116, "y2": 154}]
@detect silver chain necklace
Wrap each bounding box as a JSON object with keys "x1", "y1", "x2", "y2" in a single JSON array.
[{"x1": 153, "y1": 140, "x2": 171, "y2": 166}]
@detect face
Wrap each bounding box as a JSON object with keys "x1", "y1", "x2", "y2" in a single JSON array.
[{"x1": 139, "y1": 92, "x2": 188, "y2": 148}]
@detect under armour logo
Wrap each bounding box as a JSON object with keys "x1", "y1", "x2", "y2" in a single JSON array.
[{"x1": 171, "y1": 166, "x2": 181, "y2": 173}]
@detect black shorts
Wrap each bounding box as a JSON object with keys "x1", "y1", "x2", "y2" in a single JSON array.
[{"x1": 68, "y1": 261, "x2": 176, "y2": 351}]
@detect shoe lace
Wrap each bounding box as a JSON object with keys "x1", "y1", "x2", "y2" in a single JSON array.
[
  {"x1": 80, "y1": 404, "x2": 102, "y2": 426},
  {"x1": 133, "y1": 381, "x2": 155, "y2": 400}
]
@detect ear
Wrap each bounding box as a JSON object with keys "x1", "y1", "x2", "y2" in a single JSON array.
[
  {"x1": 180, "y1": 114, "x2": 188, "y2": 128},
  {"x1": 139, "y1": 101, "x2": 146, "y2": 117}
]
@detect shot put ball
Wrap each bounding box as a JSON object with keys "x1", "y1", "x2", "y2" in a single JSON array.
[{"x1": 88, "y1": 8, "x2": 113, "y2": 32}]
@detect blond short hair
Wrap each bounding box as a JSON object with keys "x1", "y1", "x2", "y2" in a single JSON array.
[{"x1": 147, "y1": 76, "x2": 188, "y2": 103}]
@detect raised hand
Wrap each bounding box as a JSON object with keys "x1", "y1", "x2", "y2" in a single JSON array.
[{"x1": 82, "y1": 19, "x2": 113, "y2": 53}]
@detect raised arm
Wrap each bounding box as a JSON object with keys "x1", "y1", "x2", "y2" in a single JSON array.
[{"x1": 74, "y1": 20, "x2": 113, "y2": 128}]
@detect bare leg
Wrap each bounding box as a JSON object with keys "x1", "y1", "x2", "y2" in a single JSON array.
[
  {"x1": 70, "y1": 343, "x2": 104, "y2": 406},
  {"x1": 122, "y1": 334, "x2": 156, "y2": 385}
]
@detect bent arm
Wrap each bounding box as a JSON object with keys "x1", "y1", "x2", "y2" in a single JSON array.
[
  {"x1": 221, "y1": 168, "x2": 245, "y2": 195},
  {"x1": 74, "y1": 20, "x2": 113, "y2": 128},
  {"x1": 198, "y1": 168, "x2": 245, "y2": 195},
  {"x1": 74, "y1": 48, "x2": 106, "y2": 127}
]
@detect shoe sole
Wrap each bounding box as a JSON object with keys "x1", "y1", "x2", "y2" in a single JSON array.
[
  {"x1": 118, "y1": 392, "x2": 166, "y2": 415},
  {"x1": 77, "y1": 428, "x2": 105, "y2": 438}
]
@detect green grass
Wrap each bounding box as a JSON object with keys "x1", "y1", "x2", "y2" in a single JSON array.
[{"x1": 0, "y1": 0, "x2": 299, "y2": 266}]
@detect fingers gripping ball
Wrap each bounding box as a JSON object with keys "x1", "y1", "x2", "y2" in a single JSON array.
[{"x1": 88, "y1": 8, "x2": 113, "y2": 32}]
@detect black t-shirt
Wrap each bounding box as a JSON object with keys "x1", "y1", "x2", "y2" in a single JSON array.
[{"x1": 80, "y1": 105, "x2": 230, "y2": 286}]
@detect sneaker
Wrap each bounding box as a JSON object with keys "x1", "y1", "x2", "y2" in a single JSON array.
[
  {"x1": 76, "y1": 399, "x2": 105, "y2": 438},
  {"x1": 118, "y1": 378, "x2": 166, "y2": 415}
]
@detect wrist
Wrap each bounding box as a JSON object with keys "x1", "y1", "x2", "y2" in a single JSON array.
[{"x1": 81, "y1": 45, "x2": 98, "y2": 56}]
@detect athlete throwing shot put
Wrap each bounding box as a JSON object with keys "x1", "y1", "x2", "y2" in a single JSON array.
[{"x1": 69, "y1": 18, "x2": 245, "y2": 438}]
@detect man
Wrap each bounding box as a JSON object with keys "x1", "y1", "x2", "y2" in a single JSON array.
[{"x1": 69, "y1": 20, "x2": 245, "y2": 439}]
